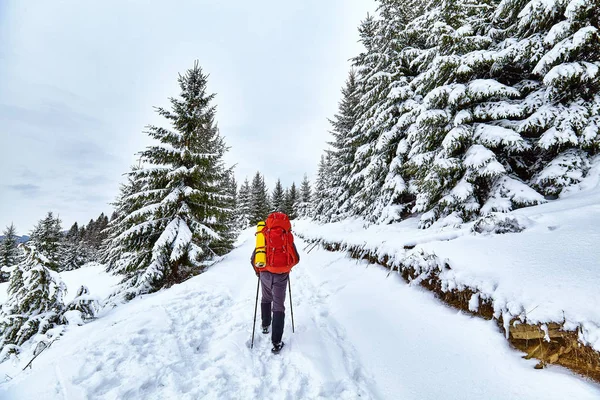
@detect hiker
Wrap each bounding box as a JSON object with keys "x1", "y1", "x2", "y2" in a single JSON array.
[{"x1": 250, "y1": 212, "x2": 300, "y2": 353}]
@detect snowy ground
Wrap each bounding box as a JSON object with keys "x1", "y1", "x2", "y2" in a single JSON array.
[
  {"x1": 0, "y1": 232, "x2": 598, "y2": 399},
  {"x1": 294, "y1": 157, "x2": 600, "y2": 351},
  {"x1": 0, "y1": 262, "x2": 121, "y2": 305}
]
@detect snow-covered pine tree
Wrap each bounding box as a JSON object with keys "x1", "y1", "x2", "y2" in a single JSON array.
[
  {"x1": 236, "y1": 178, "x2": 252, "y2": 229},
  {"x1": 59, "y1": 221, "x2": 90, "y2": 271},
  {"x1": 338, "y1": 14, "x2": 382, "y2": 219},
  {"x1": 400, "y1": 0, "x2": 550, "y2": 228},
  {"x1": 324, "y1": 70, "x2": 361, "y2": 222},
  {"x1": 103, "y1": 62, "x2": 235, "y2": 299},
  {"x1": 0, "y1": 224, "x2": 21, "y2": 282},
  {"x1": 271, "y1": 179, "x2": 285, "y2": 213},
  {"x1": 296, "y1": 174, "x2": 313, "y2": 219},
  {"x1": 249, "y1": 172, "x2": 270, "y2": 225},
  {"x1": 66, "y1": 222, "x2": 80, "y2": 242},
  {"x1": 59, "y1": 239, "x2": 88, "y2": 271},
  {"x1": 29, "y1": 212, "x2": 63, "y2": 270},
  {"x1": 316, "y1": 0, "x2": 599, "y2": 228},
  {"x1": 283, "y1": 183, "x2": 299, "y2": 220},
  {"x1": 363, "y1": 0, "x2": 430, "y2": 224},
  {"x1": 346, "y1": 2, "x2": 422, "y2": 224},
  {"x1": 102, "y1": 165, "x2": 146, "y2": 272},
  {"x1": 312, "y1": 154, "x2": 335, "y2": 221},
  {"x1": 211, "y1": 171, "x2": 238, "y2": 255},
  {"x1": 0, "y1": 244, "x2": 66, "y2": 356},
  {"x1": 491, "y1": 0, "x2": 600, "y2": 198},
  {"x1": 228, "y1": 173, "x2": 239, "y2": 232}
]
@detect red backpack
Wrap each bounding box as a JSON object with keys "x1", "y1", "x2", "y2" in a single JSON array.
[{"x1": 262, "y1": 212, "x2": 299, "y2": 274}]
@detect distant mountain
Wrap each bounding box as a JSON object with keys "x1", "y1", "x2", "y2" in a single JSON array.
[{"x1": 0, "y1": 235, "x2": 29, "y2": 243}]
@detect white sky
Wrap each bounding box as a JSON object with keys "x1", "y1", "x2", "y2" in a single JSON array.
[{"x1": 0, "y1": 0, "x2": 376, "y2": 234}]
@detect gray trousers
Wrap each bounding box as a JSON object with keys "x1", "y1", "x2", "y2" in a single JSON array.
[{"x1": 260, "y1": 271, "x2": 289, "y2": 313}]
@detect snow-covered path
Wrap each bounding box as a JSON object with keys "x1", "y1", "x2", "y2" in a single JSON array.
[{"x1": 1, "y1": 233, "x2": 599, "y2": 399}]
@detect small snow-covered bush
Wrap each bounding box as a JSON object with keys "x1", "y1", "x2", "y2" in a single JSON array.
[
  {"x1": 60, "y1": 285, "x2": 99, "y2": 325},
  {"x1": 471, "y1": 213, "x2": 531, "y2": 235}
]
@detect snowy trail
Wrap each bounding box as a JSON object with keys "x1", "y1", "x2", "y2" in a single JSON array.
[{"x1": 0, "y1": 233, "x2": 599, "y2": 399}]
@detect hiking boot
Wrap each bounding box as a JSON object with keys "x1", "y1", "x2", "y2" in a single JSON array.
[
  {"x1": 262, "y1": 325, "x2": 269, "y2": 334},
  {"x1": 271, "y1": 341, "x2": 285, "y2": 354}
]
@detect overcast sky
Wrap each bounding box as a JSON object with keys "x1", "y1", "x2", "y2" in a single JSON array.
[{"x1": 0, "y1": 0, "x2": 375, "y2": 234}]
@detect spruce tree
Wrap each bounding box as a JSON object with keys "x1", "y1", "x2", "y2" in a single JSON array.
[
  {"x1": 492, "y1": 0, "x2": 600, "y2": 197},
  {"x1": 337, "y1": 14, "x2": 380, "y2": 219},
  {"x1": 0, "y1": 224, "x2": 20, "y2": 282},
  {"x1": 296, "y1": 174, "x2": 313, "y2": 218},
  {"x1": 249, "y1": 172, "x2": 270, "y2": 225},
  {"x1": 319, "y1": 0, "x2": 599, "y2": 228},
  {"x1": 103, "y1": 62, "x2": 235, "y2": 299},
  {"x1": 325, "y1": 70, "x2": 361, "y2": 222},
  {"x1": 271, "y1": 179, "x2": 285, "y2": 213},
  {"x1": 102, "y1": 165, "x2": 146, "y2": 272},
  {"x1": 59, "y1": 240, "x2": 88, "y2": 271},
  {"x1": 29, "y1": 212, "x2": 63, "y2": 271},
  {"x1": 60, "y1": 221, "x2": 92, "y2": 271},
  {"x1": 0, "y1": 244, "x2": 66, "y2": 355},
  {"x1": 313, "y1": 154, "x2": 334, "y2": 221},
  {"x1": 66, "y1": 222, "x2": 80, "y2": 242},
  {"x1": 283, "y1": 183, "x2": 299, "y2": 220},
  {"x1": 236, "y1": 178, "x2": 252, "y2": 229},
  {"x1": 212, "y1": 172, "x2": 239, "y2": 255},
  {"x1": 346, "y1": 1, "x2": 422, "y2": 223}
]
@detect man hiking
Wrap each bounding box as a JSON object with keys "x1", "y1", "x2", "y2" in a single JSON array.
[{"x1": 250, "y1": 212, "x2": 300, "y2": 353}]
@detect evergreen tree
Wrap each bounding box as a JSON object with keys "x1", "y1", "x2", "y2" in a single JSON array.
[
  {"x1": 103, "y1": 62, "x2": 234, "y2": 299},
  {"x1": 0, "y1": 224, "x2": 21, "y2": 282},
  {"x1": 249, "y1": 172, "x2": 270, "y2": 225},
  {"x1": 336, "y1": 14, "x2": 380, "y2": 220},
  {"x1": 0, "y1": 244, "x2": 66, "y2": 355},
  {"x1": 66, "y1": 222, "x2": 80, "y2": 242},
  {"x1": 60, "y1": 220, "x2": 93, "y2": 271},
  {"x1": 228, "y1": 174, "x2": 239, "y2": 232},
  {"x1": 212, "y1": 171, "x2": 239, "y2": 255},
  {"x1": 317, "y1": 0, "x2": 599, "y2": 227},
  {"x1": 236, "y1": 178, "x2": 252, "y2": 229},
  {"x1": 271, "y1": 179, "x2": 285, "y2": 213},
  {"x1": 296, "y1": 174, "x2": 313, "y2": 218},
  {"x1": 29, "y1": 212, "x2": 62, "y2": 270},
  {"x1": 313, "y1": 154, "x2": 334, "y2": 221},
  {"x1": 325, "y1": 70, "x2": 361, "y2": 222},
  {"x1": 493, "y1": 0, "x2": 600, "y2": 197},
  {"x1": 102, "y1": 165, "x2": 146, "y2": 272},
  {"x1": 59, "y1": 240, "x2": 88, "y2": 271},
  {"x1": 283, "y1": 183, "x2": 299, "y2": 219},
  {"x1": 345, "y1": 2, "x2": 421, "y2": 223}
]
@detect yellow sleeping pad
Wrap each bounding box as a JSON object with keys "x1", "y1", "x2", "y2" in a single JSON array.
[{"x1": 254, "y1": 221, "x2": 267, "y2": 268}]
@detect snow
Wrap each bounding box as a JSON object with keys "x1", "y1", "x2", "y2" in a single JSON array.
[
  {"x1": 0, "y1": 231, "x2": 598, "y2": 399},
  {"x1": 294, "y1": 162, "x2": 600, "y2": 352},
  {"x1": 474, "y1": 124, "x2": 528, "y2": 150},
  {"x1": 466, "y1": 79, "x2": 520, "y2": 101},
  {"x1": 0, "y1": 263, "x2": 119, "y2": 306}
]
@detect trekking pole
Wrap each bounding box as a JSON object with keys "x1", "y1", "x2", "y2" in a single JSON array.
[
  {"x1": 288, "y1": 277, "x2": 295, "y2": 333},
  {"x1": 251, "y1": 275, "x2": 260, "y2": 349},
  {"x1": 306, "y1": 242, "x2": 319, "y2": 254}
]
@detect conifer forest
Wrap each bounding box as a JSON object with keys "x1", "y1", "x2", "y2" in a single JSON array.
[{"x1": 0, "y1": 1, "x2": 599, "y2": 398}]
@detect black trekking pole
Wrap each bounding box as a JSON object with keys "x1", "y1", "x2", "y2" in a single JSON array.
[
  {"x1": 251, "y1": 275, "x2": 260, "y2": 349},
  {"x1": 288, "y1": 277, "x2": 295, "y2": 333}
]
